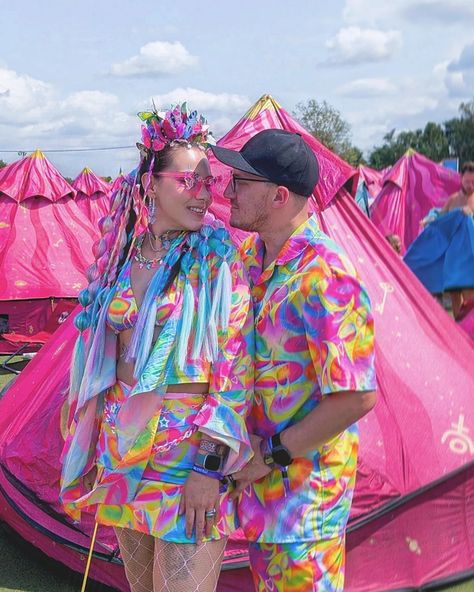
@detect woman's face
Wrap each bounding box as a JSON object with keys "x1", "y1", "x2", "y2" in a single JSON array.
[{"x1": 147, "y1": 146, "x2": 213, "y2": 232}]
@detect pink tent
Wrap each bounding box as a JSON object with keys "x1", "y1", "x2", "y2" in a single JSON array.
[
  {"x1": 72, "y1": 167, "x2": 111, "y2": 226},
  {"x1": 359, "y1": 165, "x2": 386, "y2": 200},
  {"x1": 354, "y1": 165, "x2": 387, "y2": 216},
  {"x1": 0, "y1": 98, "x2": 473, "y2": 591},
  {"x1": 370, "y1": 149, "x2": 461, "y2": 253},
  {"x1": 0, "y1": 150, "x2": 98, "y2": 352},
  {"x1": 110, "y1": 172, "x2": 125, "y2": 194}
]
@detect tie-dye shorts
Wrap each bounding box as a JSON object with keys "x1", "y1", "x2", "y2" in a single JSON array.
[{"x1": 248, "y1": 535, "x2": 345, "y2": 592}]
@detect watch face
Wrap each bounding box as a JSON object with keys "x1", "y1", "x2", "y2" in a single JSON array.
[
  {"x1": 272, "y1": 448, "x2": 292, "y2": 467},
  {"x1": 204, "y1": 454, "x2": 222, "y2": 471}
]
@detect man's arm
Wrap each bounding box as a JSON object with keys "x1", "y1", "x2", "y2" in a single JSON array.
[
  {"x1": 279, "y1": 389, "x2": 376, "y2": 456},
  {"x1": 230, "y1": 389, "x2": 376, "y2": 498}
]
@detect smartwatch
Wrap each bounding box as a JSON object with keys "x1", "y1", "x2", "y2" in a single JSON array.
[
  {"x1": 194, "y1": 452, "x2": 223, "y2": 472},
  {"x1": 269, "y1": 433, "x2": 293, "y2": 467}
]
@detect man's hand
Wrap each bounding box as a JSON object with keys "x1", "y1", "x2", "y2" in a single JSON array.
[
  {"x1": 462, "y1": 205, "x2": 474, "y2": 216},
  {"x1": 230, "y1": 434, "x2": 272, "y2": 501}
]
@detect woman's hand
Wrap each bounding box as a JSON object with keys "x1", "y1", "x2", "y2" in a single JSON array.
[
  {"x1": 179, "y1": 470, "x2": 220, "y2": 543},
  {"x1": 83, "y1": 465, "x2": 98, "y2": 492}
]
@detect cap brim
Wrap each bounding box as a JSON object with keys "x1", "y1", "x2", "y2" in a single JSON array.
[{"x1": 210, "y1": 145, "x2": 267, "y2": 177}]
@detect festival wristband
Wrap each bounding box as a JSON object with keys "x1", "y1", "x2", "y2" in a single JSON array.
[
  {"x1": 192, "y1": 465, "x2": 222, "y2": 480},
  {"x1": 199, "y1": 439, "x2": 227, "y2": 456}
]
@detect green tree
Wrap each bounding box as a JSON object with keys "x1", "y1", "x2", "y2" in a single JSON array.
[
  {"x1": 369, "y1": 122, "x2": 449, "y2": 169},
  {"x1": 445, "y1": 100, "x2": 474, "y2": 163},
  {"x1": 293, "y1": 99, "x2": 364, "y2": 164},
  {"x1": 0, "y1": 159, "x2": 7, "y2": 169}
]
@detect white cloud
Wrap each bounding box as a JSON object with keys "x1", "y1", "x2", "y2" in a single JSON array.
[
  {"x1": 0, "y1": 67, "x2": 56, "y2": 125},
  {"x1": 337, "y1": 78, "x2": 397, "y2": 97},
  {"x1": 149, "y1": 88, "x2": 251, "y2": 114},
  {"x1": 325, "y1": 27, "x2": 402, "y2": 65},
  {"x1": 0, "y1": 66, "x2": 137, "y2": 157},
  {"x1": 111, "y1": 41, "x2": 198, "y2": 77},
  {"x1": 441, "y1": 44, "x2": 474, "y2": 97},
  {"x1": 62, "y1": 90, "x2": 119, "y2": 114}
]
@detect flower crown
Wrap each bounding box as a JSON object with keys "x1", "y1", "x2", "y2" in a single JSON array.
[{"x1": 137, "y1": 102, "x2": 213, "y2": 157}]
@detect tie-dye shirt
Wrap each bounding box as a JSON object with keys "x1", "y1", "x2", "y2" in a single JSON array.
[{"x1": 238, "y1": 215, "x2": 376, "y2": 543}]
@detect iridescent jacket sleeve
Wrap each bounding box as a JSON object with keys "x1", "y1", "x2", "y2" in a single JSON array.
[
  {"x1": 193, "y1": 249, "x2": 255, "y2": 474},
  {"x1": 301, "y1": 259, "x2": 376, "y2": 396}
]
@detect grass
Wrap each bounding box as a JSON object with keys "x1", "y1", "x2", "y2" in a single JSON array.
[{"x1": 0, "y1": 358, "x2": 473, "y2": 592}]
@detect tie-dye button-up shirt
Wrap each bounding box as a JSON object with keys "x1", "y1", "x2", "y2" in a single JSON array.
[{"x1": 238, "y1": 214, "x2": 376, "y2": 543}]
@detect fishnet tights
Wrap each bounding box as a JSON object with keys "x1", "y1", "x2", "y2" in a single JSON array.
[
  {"x1": 115, "y1": 528, "x2": 154, "y2": 592},
  {"x1": 114, "y1": 527, "x2": 227, "y2": 592}
]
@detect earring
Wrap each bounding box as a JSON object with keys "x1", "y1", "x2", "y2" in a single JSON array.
[{"x1": 148, "y1": 196, "x2": 156, "y2": 225}]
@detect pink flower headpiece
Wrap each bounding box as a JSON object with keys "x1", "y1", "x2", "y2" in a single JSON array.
[{"x1": 137, "y1": 102, "x2": 213, "y2": 157}]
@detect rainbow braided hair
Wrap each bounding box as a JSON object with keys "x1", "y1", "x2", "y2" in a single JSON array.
[{"x1": 69, "y1": 103, "x2": 230, "y2": 407}]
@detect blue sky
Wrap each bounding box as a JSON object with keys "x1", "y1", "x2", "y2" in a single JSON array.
[{"x1": 0, "y1": 0, "x2": 473, "y2": 177}]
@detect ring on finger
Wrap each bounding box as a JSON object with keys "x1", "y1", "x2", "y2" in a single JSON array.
[{"x1": 205, "y1": 509, "x2": 217, "y2": 519}]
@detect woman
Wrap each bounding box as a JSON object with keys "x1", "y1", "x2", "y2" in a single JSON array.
[{"x1": 60, "y1": 105, "x2": 254, "y2": 592}]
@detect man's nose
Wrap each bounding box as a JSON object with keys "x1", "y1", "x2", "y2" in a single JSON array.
[{"x1": 223, "y1": 178, "x2": 235, "y2": 200}]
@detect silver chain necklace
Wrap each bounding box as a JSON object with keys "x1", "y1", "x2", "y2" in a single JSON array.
[{"x1": 134, "y1": 235, "x2": 164, "y2": 270}]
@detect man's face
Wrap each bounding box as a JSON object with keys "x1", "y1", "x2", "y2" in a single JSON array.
[
  {"x1": 461, "y1": 171, "x2": 474, "y2": 196},
  {"x1": 223, "y1": 170, "x2": 275, "y2": 232}
]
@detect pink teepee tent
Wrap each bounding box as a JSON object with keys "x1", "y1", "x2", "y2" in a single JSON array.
[
  {"x1": 72, "y1": 166, "x2": 111, "y2": 226},
  {"x1": 0, "y1": 150, "x2": 98, "y2": 352},
  {"x1": 370, "y1": 149, "x2": 461, "y2": 253}
]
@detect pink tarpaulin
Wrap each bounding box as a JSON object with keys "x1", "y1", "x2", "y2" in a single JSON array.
[
  {"x1": 370, "y1": 149, "x2": 461, "y2": 253},
  {"x1": 72, "y1": 167, "x2": 111, "y2": 226}
]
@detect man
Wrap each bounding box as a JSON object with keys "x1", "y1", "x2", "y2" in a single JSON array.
[
  {"x1": 211, "y1": 130, "x2": 377, "y2": 592},
  {"x1": 420, "y1": 162, "x2": 474, "y2": 316},
  {"x1": 422, "y1": 161, "x2": 474, "y2": 225},
  {"x1": 440, "y1": 161, "x2": 474, "y2": 216}
]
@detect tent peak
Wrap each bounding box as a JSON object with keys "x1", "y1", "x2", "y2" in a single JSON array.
[
  {"x1": 30, "y1": 149, "x2": 45, "y2": 159},
  {"x1": 245, "y1": 94, "x2": 282, "y2": 120},
  {"x1": 404, "y1": 148, "x2": 416, "y2": 157},
  {"x1": 81, "y1": 166, "x2": 93, "y2": 174}
]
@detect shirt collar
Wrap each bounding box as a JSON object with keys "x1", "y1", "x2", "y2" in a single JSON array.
[{"x1": 245, "y1": 214, "x2": 319, "y2": 285}]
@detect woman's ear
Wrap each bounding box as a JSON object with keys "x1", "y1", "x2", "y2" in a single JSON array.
[{"x1": 141, "y1": 171, "x2": 156, "y2": 196}]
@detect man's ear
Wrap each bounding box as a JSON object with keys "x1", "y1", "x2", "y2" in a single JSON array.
[{"x1": 272, "y1": 185, "x2": 290, "y2": 209}]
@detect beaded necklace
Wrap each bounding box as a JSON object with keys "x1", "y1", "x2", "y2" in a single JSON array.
[{"x1": 133, "y1": 235, "x2": 164, "y2": 270}]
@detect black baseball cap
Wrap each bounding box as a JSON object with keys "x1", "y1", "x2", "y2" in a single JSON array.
[{"x1": 211, "y1": 129, "x2": 319, "y2": 197}]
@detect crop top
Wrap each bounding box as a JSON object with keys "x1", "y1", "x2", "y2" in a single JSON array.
[{"x1": 106, "y1": 259, "x2": 173, "y2": 333}]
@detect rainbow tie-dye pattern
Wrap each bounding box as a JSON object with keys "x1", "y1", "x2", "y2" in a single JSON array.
[{"x1": 237, "y1": 215, "x2": 376, "y2": 543}]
